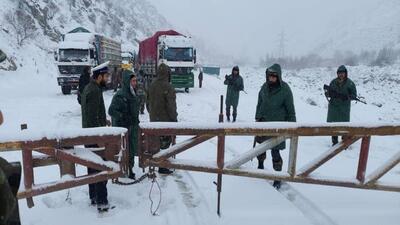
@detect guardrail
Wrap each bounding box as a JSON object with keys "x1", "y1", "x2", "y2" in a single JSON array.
[{"x1": 0, "y1": 127, "x2": 128, "y2": 208}]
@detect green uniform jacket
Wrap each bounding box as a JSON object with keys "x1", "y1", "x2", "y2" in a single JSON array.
[
  {"x1": 108, "y1": 70, "x2": 140, "y2": 157},
  {"x1": 224, "y1": 72, "x2": 244, "y2": 107},
  {"x1": 255, "y1": 64, "x2": 296, "y2": 150},
  {"x1": 81, "y1": 80, "x2": 107, "y2": 128},
  {"x1": 148, "y1": 64, "x2": 178, "y2": 122},
  {"x1": 327, "y1": 77, "x2": 357, "y2": 122},
  {"x1": 0, "y1": 158, "x2": 16, "y2": 225}
]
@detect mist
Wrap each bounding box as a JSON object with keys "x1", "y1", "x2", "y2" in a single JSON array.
[{"x1": 147, "y1": 0, "x2": 386, "y2": 65}]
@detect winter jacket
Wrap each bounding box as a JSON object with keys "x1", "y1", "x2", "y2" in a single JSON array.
[
  {"x1": 255, "y1": 64, "x2": 296, "y2": 149},
  {"x1": 108, "y1": 70, "x2": 139, "y2": 157},
  {"x1": 148, "y1": 64, "x2": 178, "y2": 122},
  {"x1": 327, "y1": 66, "x2": 357, "y2": 122},
  {"x1": 224, "y1": 67, "x2": 244, "y2": 107},
  {"x1": 81, "y1": 80, "x2": 106, "y2": 128}
]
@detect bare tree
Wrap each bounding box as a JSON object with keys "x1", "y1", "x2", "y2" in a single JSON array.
[{"x1": 5, "y1": 10, "x2": 37, "y2": 46}]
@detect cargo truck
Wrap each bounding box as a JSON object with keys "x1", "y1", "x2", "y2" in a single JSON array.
[
  {"x1": 138, "y1": 30, "x2": 196, "y2": 93},
  {"x1": 55, "y1": 27, "x2": 122, "y2": 94}
]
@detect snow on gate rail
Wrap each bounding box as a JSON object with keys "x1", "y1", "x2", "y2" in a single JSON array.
[
  {"x1": 0, "y1": 127, "x2": 128, "y2": 208},
  {"x1": 138, "y1": 122, "x2": 400, "y2": 192}
]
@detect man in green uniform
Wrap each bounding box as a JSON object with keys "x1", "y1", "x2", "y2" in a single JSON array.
[
  {"x1": 147, "y1": 63, "x2": 178, "y2": 175},
  {"x1": 108, "y1": 70, "x2": 139, "y2": 179},
  {"x1": 255, "y1": 64, "x2": 296, "y2": 189},
  {"x1": 224, "y1": 66, "x2": 244, "y2": 122},
  {"x1": 326, "y1": 65, "x2": 357, "y2": 146},
  {"x1": 81, "y1": 62, "x2": 110, "y2": 212}
]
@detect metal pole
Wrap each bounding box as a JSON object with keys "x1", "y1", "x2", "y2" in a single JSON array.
[
  {"x1": 219, "y1": 95, "x2": 224, "y2": 123},
  {"x1": 216, "y1": 95, "x2": 224, "y2": 216}
]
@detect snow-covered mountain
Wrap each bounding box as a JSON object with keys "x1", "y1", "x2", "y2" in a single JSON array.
[
  {"x1": 0, "y1": 0, "x2": 169, "y2": 73},
  {"x1": 313, "y1": 0, "x2": 400, "y2": 56}
]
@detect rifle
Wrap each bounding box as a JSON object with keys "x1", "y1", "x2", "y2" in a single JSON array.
[{"x1": 323, "y1": 84, "x2": 366, "y2": 104}]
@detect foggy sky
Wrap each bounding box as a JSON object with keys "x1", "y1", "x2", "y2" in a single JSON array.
[{"x1": 147, "y1": 0, "x2": 382, "y2": 64}]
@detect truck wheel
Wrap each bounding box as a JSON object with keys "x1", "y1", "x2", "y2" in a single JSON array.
[
  {"x1": 185, "y1": 88, "x2": 189, "y2": 93},
  {"x1": 61, "y1": 86, "x2": 72, "y2": 95}
]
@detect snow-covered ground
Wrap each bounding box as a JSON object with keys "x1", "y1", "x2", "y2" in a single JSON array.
[{"x1": 0, "y1": 65, "x2": 399, "y2": 225}]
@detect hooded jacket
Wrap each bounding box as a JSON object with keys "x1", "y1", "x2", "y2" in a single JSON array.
[
  {"x1": 255, "y1": 64, "x2": 296, "y2": 149},
  {"x1": 148, "y1": 63, "x2": 178, "y2": 122},
  {"x1": 327, "y1": 65, "x2": 357, "y2": 122},
  {"x1": 108, "y1": 70, "x2": 140, "y2": 157},
  {"x1": 224, "y1": 66, "x2": 244, "y2": 107}
]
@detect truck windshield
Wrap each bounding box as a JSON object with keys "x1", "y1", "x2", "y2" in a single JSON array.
[
  {"x1": 59, "y1": 49, "x2": 89, "y2": 62},
  {"x1": 58, "y1": 65, "x2": 88, "y2": 75},
  {"x1": 164, "y1": 48, "x2": 193, "y2": 62}
]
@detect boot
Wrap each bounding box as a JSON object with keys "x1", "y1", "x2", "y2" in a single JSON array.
[
  {"x1": 273, "y1": 180, "x2": 281, "y2": 190},
  {"x1": 158, "y1": 167, "x2": 173, "y2": 175},
  {"x1": 226, "y1": 115, "x2": 231, "y2": 122},
  {"x1": 232, "y1": 115, "x2": 237, "y2": 122},
  {"x1": 128, "y1": 168, "x2": 136, "y2": 180},
  {"x1": 332, "y1": 136, "x2": 338, "y2": 146},
  {"x1": 257, "y1": 160, "x2": 264, "y2": 169},
  {"x1": 272, "y1": 158, "x2": 283, "y2": 172},
  {"x1": 97, "y1": 203, "x2": 110, "y2": 213}
]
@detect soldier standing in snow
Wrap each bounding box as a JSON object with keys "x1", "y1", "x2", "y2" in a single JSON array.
[
  {"x1": 325, "y1": 65, "x2": 357, "y2": 146},
  {"x1": 147, "y1": 63, "x2": 178, "y2": 175},
  {"x1": 108, "y1": 70, "x2": 140, "y2": 180},
  {"x1": 81, "y1": 62, "x2": 111, "y2": 212},
  {"x1": 255, "y1": 63, "x2": 296, "y2": 189},
  {"x1": 224, "y1": 66, "x2": 244, "y2": 122},
  {"x1": 198, "y1": 68, "x2": 203, "y2": 88}
]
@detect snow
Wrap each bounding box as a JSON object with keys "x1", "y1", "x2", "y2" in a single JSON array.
[
  {"x1": 160, "y1": 35, "x2": 194, "y2": 48},
  {"x1": 0, "y1": 64, "x2": 400, "y2": 225},
  {"x1": 140, "y1": 121, "x2": 400, "y2": 130},
  {"x1": 0, "y1": 127, "x2": 127, "y2": 143},
  {"x1": 58, "y1": 41, "x2": 92, "y2": 50}
]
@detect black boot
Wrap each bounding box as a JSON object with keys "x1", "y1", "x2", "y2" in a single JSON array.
[
  {"x1": 128, "y1": 168, "x2": 136, "y2": 180},
  {"x1": 158, "y1": 167, "x2": 173, "y2": 175},
  {"x1": 272, "y1": 158, "x2": 283, "y2": 171},
  {"x1": 332, "y1": 136, "x2": 338, "y2": 146},
  {"x1": 273, "y1": 180, "x2": 281, "y2": 189},
  {"x1": 226, "y1": 115, "x2": 230, "y2": 122},
  {"x1": 257, "y1": 160, "x2": 264, "y2": 169},
  {"x1": 232, "y1": 115, "x2": 236, "y2": 122}
]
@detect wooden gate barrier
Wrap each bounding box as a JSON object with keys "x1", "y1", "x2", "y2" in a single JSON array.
[
  {"x1": 0, "y1": 127, "x2": 128, "y2": 208},
  {"x1": 138, "y1": 122, "x2": 400, "y2": 214}
]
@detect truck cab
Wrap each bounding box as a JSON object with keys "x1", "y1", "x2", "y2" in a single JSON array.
[{"x1": 158, "y1": 35, "x2": 196, "y2": 92}]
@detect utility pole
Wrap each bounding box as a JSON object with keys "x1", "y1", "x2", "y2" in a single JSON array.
[{"x1": 277, "y1": 31, "x2": 287, "y2": 59}]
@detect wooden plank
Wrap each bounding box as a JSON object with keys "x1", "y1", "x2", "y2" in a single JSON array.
[
  {"x1": 17, "y1": 171, "x2": 122, "y2": 199},
  {"x1": 356, "y1": 136, "x2": 371, "y2": 183},
  {"x1": 141, "y1": 124, "x2": 400, "y2": 136},
  {"x1": 366, "y1": 151, "x2": 400, "y2": 184},
  {"x1": 147, "y1": 159, "x2": 400, "y2": 192},
  {"x1": 225, "y1": 136, "x2": 286, "y2": 169},
  {"x1": 22, "y1": 146, "x2": 35, "y2": 208},
  {"x1": 153, "y1": 135, "x2": 214, "y2": 160},
  {"x1": 298, "y1": 137, "x2": 360, "y2": 177},
  {"x1": 34, "y1": 147, "x2": 114, "y2": 171},
  {"x1": 288, "y1": 136, "x2": 299, "y2": 177}
]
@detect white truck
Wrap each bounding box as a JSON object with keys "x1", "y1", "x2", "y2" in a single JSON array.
[
  {"x1": 138, "y1": 30, "x2": 196, "y2": 92},
  {"x1": 55, "y1": 27, "x2": 122, "y2": 94}
]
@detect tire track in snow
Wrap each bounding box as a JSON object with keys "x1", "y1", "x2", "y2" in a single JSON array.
[{"x1": 209, "y1": 138, "x2": 338, "y2": 225}]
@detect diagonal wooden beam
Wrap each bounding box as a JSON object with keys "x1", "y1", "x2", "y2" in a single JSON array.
[
  {"x1": 298, "y1": 136, "x2": 360, "y2": 177},
  {"x1": 153, "y1": 135, "x2": 214, "y2": 160},
  {"x1": 34, "y1": 147, "x2": 114, "y2": 171},
  {"x1": 17, "y1": 170, "x2": 122, "y2": 199},
  {"x1": 365, "y1": 151, "x2": 400, "y2": 185},
  {"x1": 225, "y1": 136, "x2": 287, "y2": 169}
]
